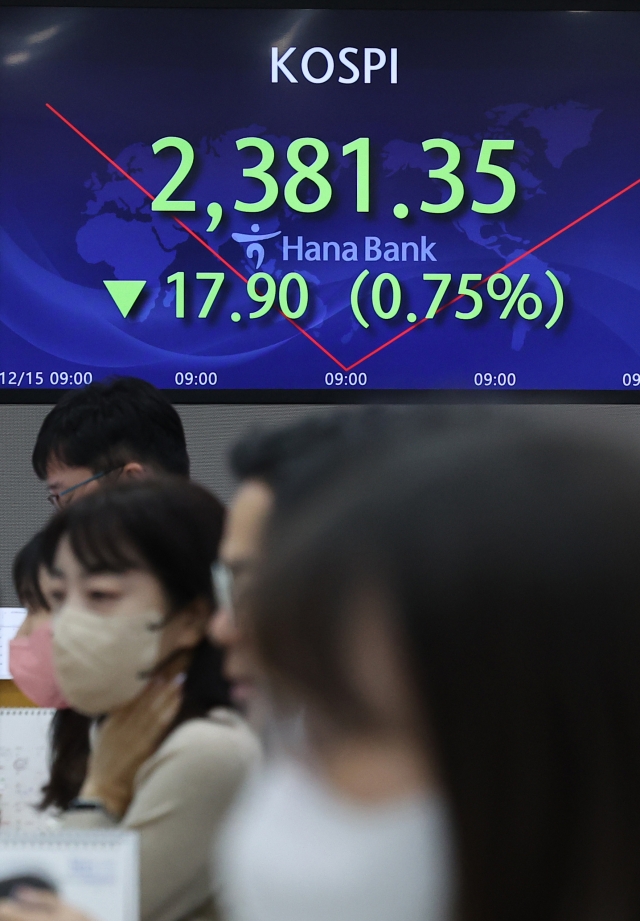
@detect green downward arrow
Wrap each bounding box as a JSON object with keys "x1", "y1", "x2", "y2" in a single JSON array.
[{"x1": 103, "y1": 280, "x2": 146, "y2": 318}]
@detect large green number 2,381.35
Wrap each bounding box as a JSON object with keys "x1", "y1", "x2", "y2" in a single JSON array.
[
  {"x1": 420, "y1": 139, "x2": 516, "y2": 215},
  {"x1": 150, "y1": 135, "x2": 517, "y2": 217}
]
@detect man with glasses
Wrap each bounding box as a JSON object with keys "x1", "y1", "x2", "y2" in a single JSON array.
[
  {"x1": 210, "y1": 406, "x2": 463, "y2": 719},
  {"x1": 211, "y1": 478, "x2": 273, "y2": 712},
  {"x1": 210, "y1": 409, "x2": 399, "y2": 718},
  {"x1": 33, "y1": 377, "x2": 190, "y2": 508}
]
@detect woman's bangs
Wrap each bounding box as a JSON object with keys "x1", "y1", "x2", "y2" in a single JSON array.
[{"x1": 67, "y1": 506, "x2": 144, "y2": 574}]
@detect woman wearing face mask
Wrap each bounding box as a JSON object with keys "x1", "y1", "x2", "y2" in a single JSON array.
[
  {"x1": 36, "y1": 479, "x2": 260, "y2": 921},
  {"x1": 220, "y1": 412, "x2": 640, "y2": 921}
]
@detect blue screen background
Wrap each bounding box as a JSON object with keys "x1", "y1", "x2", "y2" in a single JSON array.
[{"x1": 2, "y1": 9, "x2": 640, "y2": 395}]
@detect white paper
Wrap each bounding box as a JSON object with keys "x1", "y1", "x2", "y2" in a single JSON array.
[
  {"x1": 0, "y1": 830, "x2": 139, "y2": 921},
  {"x1": 0, "y1": 608, "x2": 27, "y2": 679},
  {"x1": 0, "y1": 708, "x2": 54, "y2": 831}
]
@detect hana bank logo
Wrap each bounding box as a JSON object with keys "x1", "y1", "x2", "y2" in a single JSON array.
[{"x1": 232, "y1": 224, "x2": 282, "y2": 269}]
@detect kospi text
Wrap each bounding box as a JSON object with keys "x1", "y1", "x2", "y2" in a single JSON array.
[{"x1": 271, "y1": 47, "x2": 398, "y2": 84}]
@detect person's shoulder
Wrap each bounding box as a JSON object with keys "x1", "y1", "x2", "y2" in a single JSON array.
[
  {"x1": 128, "y1": 711, "x2": 260, "y2": 826},
  {"x1": 157, "y1": 708, "x2": 261, "y2": 774},
  {"x1": 133, "y1": 709, "x2": 260, "y2": 798}
]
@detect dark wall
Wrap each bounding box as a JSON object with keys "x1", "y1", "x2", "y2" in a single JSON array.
[{"x1": 3, "y1": 401, "x2": 640, "y2": 605}]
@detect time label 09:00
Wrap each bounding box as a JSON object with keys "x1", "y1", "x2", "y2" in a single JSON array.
[{"x1": 325, "y1": 372, "x2": 368, "y2": 386}]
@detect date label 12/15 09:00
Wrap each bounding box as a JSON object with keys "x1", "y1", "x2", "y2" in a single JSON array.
[{"x1": 0, "y1": 371, "x2": 94, "y2": 387}]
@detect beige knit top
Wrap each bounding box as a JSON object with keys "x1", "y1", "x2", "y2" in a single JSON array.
[{"x1": 61, "y1": 708, "x2": 260, "y2": 921}]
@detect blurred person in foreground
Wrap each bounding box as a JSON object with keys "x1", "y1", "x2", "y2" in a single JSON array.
[
  {"x1": 219, "y1": 410, "x2": 640, "y2": 921},
  {"x1": 0, "y1": 480, "x2": 258, "y2": 921},
  {"x1": 210, "y1": 412, "x2": 370, "y2": 715},
  {"x1": 210, "y1": 408, "x2": 455, "y2": 719}
]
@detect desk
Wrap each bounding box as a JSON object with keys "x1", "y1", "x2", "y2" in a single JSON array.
[{"x1": 0, "y1": 680, "x2": 36, "y2": 708}]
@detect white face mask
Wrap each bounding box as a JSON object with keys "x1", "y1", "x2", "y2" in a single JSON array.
[
  {"x1": 217, "y1": 756, "x2": 454, "y2": 921},
  {"x1": 53, "y1": 604, "x2": 164, "y2": 716}
]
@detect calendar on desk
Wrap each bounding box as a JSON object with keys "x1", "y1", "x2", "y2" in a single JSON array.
[
  {"x1": 0, "y1": 708, "x2": 54, "y2": 830},
  {"x1": 0, "y1": 830, "x2": 139, "y2": 921}
]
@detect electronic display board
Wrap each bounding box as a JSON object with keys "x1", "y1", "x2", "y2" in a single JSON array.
[{"x1": 1, "y1": 9, "x2": 640, "y2": 400}]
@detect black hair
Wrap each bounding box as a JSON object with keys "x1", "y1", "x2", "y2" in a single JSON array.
[
  {"x1": 32, "y1": 377, "x2": 189, "y2": 480},
  {"x1": 39, "y1": 477, "x2": 230, "y2": 811},
  {"x1": 252, "y1": 410, "x2": 640, "y2": 921},
  {"x1": 12, "y1": 531, "x2": 48, "y2": 611},
  {"x1": 40, "y1": 710, "x2": 91, "y2": 812}
]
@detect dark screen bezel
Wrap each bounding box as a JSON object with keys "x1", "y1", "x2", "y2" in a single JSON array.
[{"x1": 4, "y1": 389, "x2": 640, "y2": 405}]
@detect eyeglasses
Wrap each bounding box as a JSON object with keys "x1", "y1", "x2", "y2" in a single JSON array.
[
  {"x1": 212, "y1": 561, "x2": 235, "y2": 624},
  {"x1": 212, "y1": 560, "x2": 257, "y2": 627},
  {"x1": 47, "y1": 467, "x2": 123, "y2": 510}
]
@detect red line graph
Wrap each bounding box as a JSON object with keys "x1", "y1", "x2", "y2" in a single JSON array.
[
  {"x1": 47, "y1": 103, "x2": 640, "y2": 374},
  {"x1": 46, "y1": 103, "x2": 248, "y2": 284},
  {"x1": 46, "y1": 104, "x2": 349, "y2": 370},
  {"x1": 345, "y1": 173, "x2": 640, "y2": 371}
]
